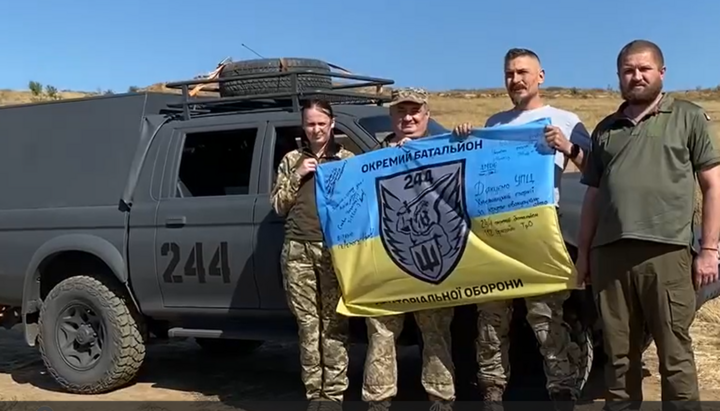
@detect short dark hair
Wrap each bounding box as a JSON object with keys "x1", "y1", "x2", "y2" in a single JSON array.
[
  {"x1": 616, "y1": 39, "x2": 664, "y2": 69},
  {"x1": 504, "y1": 48, "x2": 541, "y2": 66}
]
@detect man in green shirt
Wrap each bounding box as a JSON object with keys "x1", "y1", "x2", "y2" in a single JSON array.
[{"x1": 576, "y1": 39, "x2": 720, "y2": 411}]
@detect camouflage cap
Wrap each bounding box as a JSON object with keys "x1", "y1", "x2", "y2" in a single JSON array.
[{"x1": 389, "y1": 87, "x2": 429, "y2": 106}]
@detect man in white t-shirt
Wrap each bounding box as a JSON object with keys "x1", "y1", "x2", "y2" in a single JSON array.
[{"x1": 453, "y1": 48, "x2": 591, "y2": 411}]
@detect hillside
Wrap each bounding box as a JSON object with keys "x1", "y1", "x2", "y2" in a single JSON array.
[
  {"x1": 4, "y1": 81, "x2": 720, "y2": 105},
  {"x1": 4, "y1": 79, "x2": 720, "y2": 177},
  {"x1": 3, "y1": 80, "x2": 720, "y2": 164}
]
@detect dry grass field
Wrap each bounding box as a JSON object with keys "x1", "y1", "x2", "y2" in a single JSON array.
[{"x1": 0, "y1": 83, "x2": 719, "y2": 403}]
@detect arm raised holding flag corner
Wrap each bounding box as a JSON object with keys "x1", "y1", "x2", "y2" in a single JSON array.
[
  {"x1": 417, "y1": 48, "x2": 592, "y2": 408},
  {"x1": 452, "y1": 48, "x2": 591, "y2": 409},
  {"x1": 314, "y1": 89, "x2": 582, "y2": 411},
  {"x1": 353, "y1": 87, "x2": 458, "y2": 411}
]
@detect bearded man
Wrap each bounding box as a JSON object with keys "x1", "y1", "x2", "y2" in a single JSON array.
[
  {"x1": 576, "y1": 39, "x2": 720, "y2": 411},
  {"x1": 453, "y1": 48, "x2": 591, "y2": 411}
]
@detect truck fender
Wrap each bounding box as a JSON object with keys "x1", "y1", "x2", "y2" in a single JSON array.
[{"x1": 21, "y1": 234, "x2": 133, "y2": 346}]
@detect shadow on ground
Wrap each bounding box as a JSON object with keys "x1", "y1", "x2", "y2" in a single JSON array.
[{"x1": 0, "y1": 314, "x2": 617, "y2": 411}]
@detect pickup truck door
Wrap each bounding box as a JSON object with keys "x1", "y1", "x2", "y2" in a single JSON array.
[
  {"x1": 153, "y1": 119, "x2": 266, "y2": 310},
  {"x1": 253, "y1": 118, "x2": 366, "y2": 309}
]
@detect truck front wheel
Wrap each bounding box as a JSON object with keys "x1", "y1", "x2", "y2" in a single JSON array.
[{"x1": 38, "y1": 275, "x2": 146, "y2": 394}]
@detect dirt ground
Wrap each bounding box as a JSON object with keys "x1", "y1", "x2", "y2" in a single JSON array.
[{"x1": 1, "y1": 301, "x2": 719, "y2": 410}]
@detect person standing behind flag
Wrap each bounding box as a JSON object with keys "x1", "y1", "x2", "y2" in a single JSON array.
[
  {"x1": 453, "y1": 47, "x2": 592, "y2": 411},
  {"x1": 270, "y1": 98, "x2": 354, "y2": 411},
  {"x1": 361, "y1": 87, "x2": 456, "y2": 411}
]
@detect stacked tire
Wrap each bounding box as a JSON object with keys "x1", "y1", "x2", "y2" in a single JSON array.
[{"x1": 217, "y1": 57, "x2": 334, "y2": 98}]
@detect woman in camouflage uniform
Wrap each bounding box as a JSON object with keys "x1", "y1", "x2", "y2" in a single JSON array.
[{"x1": 270, "y1": 99, "x2": 355, "y2": 409}]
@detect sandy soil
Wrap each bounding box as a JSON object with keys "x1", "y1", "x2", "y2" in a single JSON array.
[{"x1": 1, "y1": 302, "x2": 719, "y2": 410}]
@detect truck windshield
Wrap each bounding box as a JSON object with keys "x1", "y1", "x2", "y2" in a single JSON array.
[{"x1": 357, "y1": 115, "x2": 449, "y2": 145}]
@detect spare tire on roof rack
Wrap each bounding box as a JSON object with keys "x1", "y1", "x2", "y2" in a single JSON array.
[{"x1": 217, "y1": 57, "x2": 333, "y2": 98}]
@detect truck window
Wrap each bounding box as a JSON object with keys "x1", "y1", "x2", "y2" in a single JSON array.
[
  {"x1": 175, "y1": 127, "x2": 258, "y2": 198},
  {"x1": 272, "y1": 125, "x2": 363, "y2": 173}
]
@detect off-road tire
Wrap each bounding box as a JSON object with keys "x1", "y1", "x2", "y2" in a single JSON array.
[
  {"x1": 38, "y1": 275, "x2": 145, "y2": 394},
  {"x1": 562, "y1": 292, "x2": 595, "y2": 395},
  {"x1": 218, "y1": 57, "x2": 333, "y2": 98},
  {"x1": 195, "y1": 338, "x2": 263, "y2": 356},
  {"x1": 567, "y1": 324, "x2": 593, "y2": 393}
]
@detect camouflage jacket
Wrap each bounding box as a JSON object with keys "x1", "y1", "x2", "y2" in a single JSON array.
[{"x1": 270, "y1": 143, "x2": 354, "y2": 217}]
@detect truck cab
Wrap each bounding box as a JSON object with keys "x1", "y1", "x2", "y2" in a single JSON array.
[
  {"x1": 127, "y1": 103, "x2": 447, "y2": 339},
  {"x1": 0, "y1": 68, "x2": 457, "y2": 394}
]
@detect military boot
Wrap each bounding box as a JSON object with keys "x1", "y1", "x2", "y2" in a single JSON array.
[
  {"x1": 306, "y1": 399, "x2": 321, "y2": 411},
  {"x1": 479, "y1": 382, "x2": 504, "y2": 411},
  {"x1": 549, "y1": 389, "x2": 576, "y2": 411},
  {"x1": 368, "y1": 400, "x2": 391, "y2": 411},
  {"x1": 429, "y1": 399, "x2": 454, "y2": 411},
  {"x1": 308, "y1": 398, "x2": 343, "y2": 411}
]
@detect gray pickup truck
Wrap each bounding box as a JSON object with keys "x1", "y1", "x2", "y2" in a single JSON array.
[{"x1": 0, "y1": 57, "x2": 718, "y2": 397}]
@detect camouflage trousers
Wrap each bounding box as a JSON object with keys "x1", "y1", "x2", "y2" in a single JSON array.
[
  {"x1": 362, "y1": 308, "x2": 455, "y2": 402},
  {"x1": 281, "y1": 239, "x2": 349, "y2": 402},
  {"x1": 476, "y1": 290, "x2": 578, "y2": 398}
]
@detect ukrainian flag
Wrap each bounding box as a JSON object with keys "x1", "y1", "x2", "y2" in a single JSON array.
[{"x1": 315, "y1": 117, "x2": 578, "y2": 317}]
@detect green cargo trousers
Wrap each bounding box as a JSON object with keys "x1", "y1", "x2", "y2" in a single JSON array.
[{"x1": 590, "y1": 239, "x2": 700, "y2": 411}]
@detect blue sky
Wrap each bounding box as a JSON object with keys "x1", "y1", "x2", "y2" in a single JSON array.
[{"x1": 2, "y1": 0, "x2": 717, "y2": 93}]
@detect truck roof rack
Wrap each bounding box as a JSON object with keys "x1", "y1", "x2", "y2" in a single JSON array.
[{"x1": 163, "y1": 68, "x2": 395, "y2": 120}]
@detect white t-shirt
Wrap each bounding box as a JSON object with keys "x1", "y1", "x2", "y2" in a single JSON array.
[{"x1": 484, "y1": 105, "x2": 592, "y2": 205}]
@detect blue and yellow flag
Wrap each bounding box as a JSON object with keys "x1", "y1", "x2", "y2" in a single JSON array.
[{"x1": 315, "y1": 117, "x2": 578, "y2": 317}]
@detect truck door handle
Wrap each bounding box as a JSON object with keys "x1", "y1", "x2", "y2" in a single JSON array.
[{"x1": 165, "y1": 216, "x2": 186, "y2": 227}]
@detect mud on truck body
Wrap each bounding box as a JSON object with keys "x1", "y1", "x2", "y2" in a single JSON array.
[{"x1": 0, "y1": 57, "x2": 718, "y2": 397}]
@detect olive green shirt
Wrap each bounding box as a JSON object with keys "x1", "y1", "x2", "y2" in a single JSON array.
[{"x1": 581, "y1": 94, "x2": 720, "y2": 248}]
